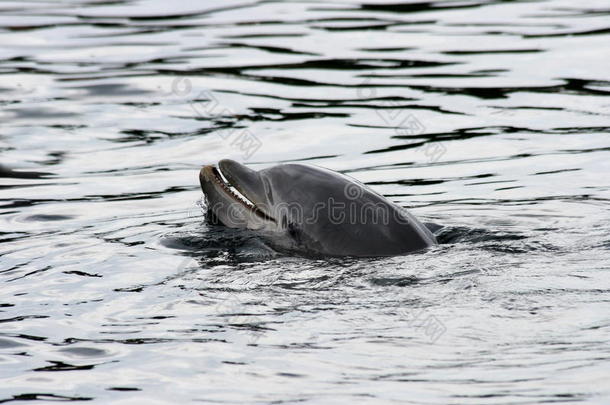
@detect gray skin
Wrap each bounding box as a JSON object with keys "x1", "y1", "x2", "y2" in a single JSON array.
[{"x1": 199, "y1": 159, "x2": 437, "y2": 257}]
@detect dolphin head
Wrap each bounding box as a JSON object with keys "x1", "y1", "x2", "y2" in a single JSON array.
[
  {"x1": 199, "y1": 159, "x2": 436, "y2": 257},
  {"x1": 199, "y1": 159, "x2": 276, "y2": 230}
]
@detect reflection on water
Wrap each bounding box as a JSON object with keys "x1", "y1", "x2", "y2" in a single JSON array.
[{"x1": 1, "y1": 0, "x2": 609, "y2": 403}]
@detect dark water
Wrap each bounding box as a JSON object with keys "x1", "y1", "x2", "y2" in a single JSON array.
[{"x1": 1, "y1": 0, "x2": 609, "y2": 403}]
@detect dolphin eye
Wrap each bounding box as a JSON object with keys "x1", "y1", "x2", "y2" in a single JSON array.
[
  {"x1": 281, "y1": 216, "x2": 301, "y2": 241},
  {"x1": 287, "y1": 222, "x2": 301, "y2": 241}
]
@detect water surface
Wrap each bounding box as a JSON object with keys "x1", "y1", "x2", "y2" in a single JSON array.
[{"x1": 1, "y1": 0, "x2": 609, "y2": 403}]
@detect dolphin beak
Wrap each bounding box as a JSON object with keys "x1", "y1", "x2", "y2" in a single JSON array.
[
  {"x1": 218, "y1": 159, "x2": 268, "y2": 208},
  {"x1": 198, "y1": 160, "x2": 275, "y2": 223},
  {"x1": 199, "y1": 165, "x2": 214, "y2": 187}
]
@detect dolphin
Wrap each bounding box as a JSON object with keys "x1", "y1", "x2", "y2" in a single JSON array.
[{"x1": 198, "y1": 159, "x2": 437, "y2": 257}]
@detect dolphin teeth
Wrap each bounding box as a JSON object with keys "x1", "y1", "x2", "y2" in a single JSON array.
[
  {"x1": 211, "y1": 166, "x2": 255, "y2": 209},
  {"x1": 208, "y1": 165, "x2": 275, "y2": 223}
]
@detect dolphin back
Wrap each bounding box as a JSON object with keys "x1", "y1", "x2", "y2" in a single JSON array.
[{"x1": 260, "y1": 164, "x2": 437, "y2": 257}]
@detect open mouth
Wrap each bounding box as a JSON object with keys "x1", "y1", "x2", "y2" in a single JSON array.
[{"x1": 207, "y1": 165, "x2": 276, "y2": 223}]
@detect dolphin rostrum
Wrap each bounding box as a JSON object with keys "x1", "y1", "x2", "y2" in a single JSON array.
[{"x1": 199, "y1": 159, "x2": 437, "y2": 257}]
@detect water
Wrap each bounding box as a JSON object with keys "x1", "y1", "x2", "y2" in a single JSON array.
[{"x1": 1, "y1": 0, "x2": 609, "y2": 403}]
